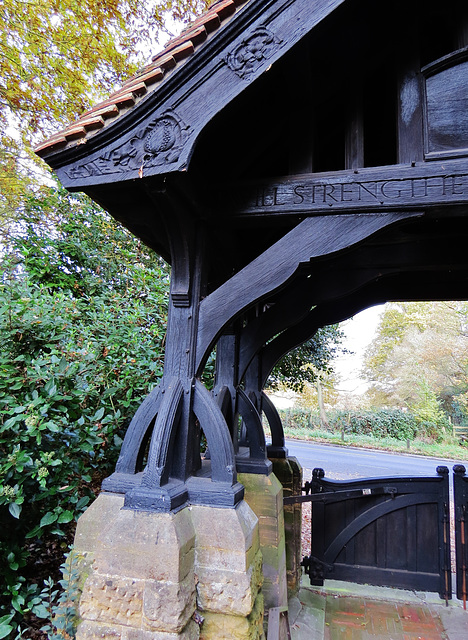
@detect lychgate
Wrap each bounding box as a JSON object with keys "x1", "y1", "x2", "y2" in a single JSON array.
[{"x1": 36, "y1": 0, "x2": 468, "y2": 637}]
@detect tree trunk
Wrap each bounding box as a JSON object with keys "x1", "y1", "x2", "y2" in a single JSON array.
[{"x1": 316, "y1": 376, "x2": 329, "y2": 429}]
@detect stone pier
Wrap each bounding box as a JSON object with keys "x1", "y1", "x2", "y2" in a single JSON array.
[
  {"x1": 237, "y1": 472, "x2": 288, "y2": 612},
  {"x1": 270, "y1": 457, "x2": 303, "y2": 595},
  {"x1": 73, "y1": 494, "x2": 265, "y2": 640}
]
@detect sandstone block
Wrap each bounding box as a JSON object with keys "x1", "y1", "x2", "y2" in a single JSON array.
[
  {"x1": 77, "y1": 620, "x2": 200, "y2": 640},
  {"x1": 79, "y1": 574, "x2": 143, "y2": 626},
  {"x1": 94, "y1": 507, "x2": 195, "y2": 582},
  {"x1": 190, "y1": 502, "x2": 258, "y2": 553},
  {"x1": 196, "y1": 549, "x2": 263, "y2": 616},
  {"x1": 194, "y1": 543, "x2": 258, "y2": 574},
  {"x1": 238, "y1": 472, "x2": 287, "y2": 610},
  {"x1": 143, "y1": 572, "x2": 196, "y2": 633},
  {"x1": 74, "y1": 493, "x2": 125, "y2": 556},
  {"x1": 199, "y1": 592, "x2": 264, "y2": 640},
  {"x1": 77, "y1": 620, "x2": 124, "y2": 640}
]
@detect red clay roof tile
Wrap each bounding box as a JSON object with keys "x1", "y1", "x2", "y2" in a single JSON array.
[
  {"x1": 118, "y1": 81, "x2": 147, "y2": 97},
  {"x1": 111, "y1": 92, "x2": 136, "y2": 108},
  {"x1": 170, "y1": 41, "x2": 195, "y2": 61},
  {"x1": 89, "y1": 104, "x2": 120, "y2": 119},
  {"x1": 64, "y1": 125, "x2": 87, "y2": 141},
  {"x1": 176, "y1": 25, "x2": 208, "y2": 47},
  {"x1": 35, "y1": 135, "x2": 68, "y2": 157},
  {"x1": 189, "y1": 11, "x2": 221, "y2": 33},
  {"x1": 79, "y1": 116, "x2": 105, "y2": 131},
  {"x1": 151, "y1": 51, "x2": 177, "y2": 69},
  {"x1": 212, "y1": 0, "x2": 237, "y2": 20},
  {"x1": 134, "y1": 67, "x2": 165, "y2": 87}
]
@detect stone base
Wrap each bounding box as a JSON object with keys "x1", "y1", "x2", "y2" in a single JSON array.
[
  {"x1": 237, "y1": 472, "x2": 288, "y2": 611},
  {"x1": 200, "y1": 592, "x2": 264, "y2": 640},
  {"x1": 270, "y1": 457, "x2": 303, "y2": 595},
  {"x1": 73, "y1": 494, "x2": 265, "y2": 640},
  {"x1": 77, "y1": 620, "x2": 200, "y2": 640},
  {"x1": 74, "y1": 492, "x2": 197, "y2": 639},
  {"x1": 191, "y1": 502, "x2": 265, "y2": 639}
]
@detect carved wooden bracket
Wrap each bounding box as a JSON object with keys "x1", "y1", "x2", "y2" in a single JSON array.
[{"x1": 196, "y1": 211, "x2": 421, "y2": 374}]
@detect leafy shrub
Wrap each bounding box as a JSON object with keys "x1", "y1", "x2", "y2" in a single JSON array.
[
  {"x1": 39, "y1": 549, "x2": 83, "y2": 640},
  {"x1": 331, "y1": 409, "x2": 419, "y2": 440},
  {"x1": 280, "y1": 407, "x2": 319, "y2": 430},
  {"x1": 279, "y1": 407, "x2": 445, "y2": 442},
  {"x1": 0, "y1": 187, "x2": 169, "y2": 635}
]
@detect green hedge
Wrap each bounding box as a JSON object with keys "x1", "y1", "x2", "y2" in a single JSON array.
[{"x1": 279, "y1": 407, "x2": 445, "y2": 441}]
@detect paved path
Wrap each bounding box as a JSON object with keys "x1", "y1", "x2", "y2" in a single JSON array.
[{"x1": 288, "y1": 580, "x2": 468, "y2": 640}]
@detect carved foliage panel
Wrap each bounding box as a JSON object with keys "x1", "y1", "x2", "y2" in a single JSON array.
[{"x1": 65, "y1": 110, "x2": 191, "y2": 181}]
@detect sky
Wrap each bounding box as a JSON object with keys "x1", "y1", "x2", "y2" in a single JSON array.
[{"x1": 333, "y1": 304, "x2": 385, "y2": 395}]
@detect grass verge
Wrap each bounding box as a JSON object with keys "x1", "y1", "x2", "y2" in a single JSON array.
[{"x1": 266, "y1": 425, "x2": 468, "y2": 460}]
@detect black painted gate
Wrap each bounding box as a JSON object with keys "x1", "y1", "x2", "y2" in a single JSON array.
[{"x1": 285, "y1": 466, "x2": 452, "y2": 600}]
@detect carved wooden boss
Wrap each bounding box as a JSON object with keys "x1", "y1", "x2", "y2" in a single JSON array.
[{"x1": 36, "y1": 0, "x2": 468, "y2": 511}]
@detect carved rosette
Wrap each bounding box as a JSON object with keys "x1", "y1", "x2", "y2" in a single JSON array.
[
  {"x1": 226, "y1": 27, "x2": 282, "y2": 79},
  {"x1": 65, "y1": 110, "x2": 190, "y2": 180}
]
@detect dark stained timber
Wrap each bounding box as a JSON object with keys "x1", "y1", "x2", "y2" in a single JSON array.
[
  {"x1": 34, "y1": 0, "x2": 468, "y2": 526},
  {"x1": 215, "y1": 163, "x2": 468, "y2": 219},
  {"x1": 287, "y1": 467, "x2": 452, "y2": 600}
]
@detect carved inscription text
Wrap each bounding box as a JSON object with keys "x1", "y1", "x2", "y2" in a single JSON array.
[{"x1": 222, "y1": 170, "x2": 468, "y2": 216}]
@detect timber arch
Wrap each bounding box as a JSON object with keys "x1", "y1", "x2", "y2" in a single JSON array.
[{"x1": 37, "y1": 0, "x2": 468, "y2": 524}]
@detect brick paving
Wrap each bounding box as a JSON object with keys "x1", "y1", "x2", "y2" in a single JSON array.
[
  {"x1": 324, "y1": 596, "x2": 447, "y2": 639},
  {"x1": 288, "y1": 580, "x2": 468, "y2": 640}
]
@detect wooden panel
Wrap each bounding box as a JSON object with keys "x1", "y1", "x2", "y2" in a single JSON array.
[
  {"x1": 424, "y1": 53, "x2": 468, "y2": 158},
  {"x1": 354, "y1": 520, "x2": 376, "y2": 566},
  {"x1": 416, "y1": 504, "x2": 439, "y2": 573},
  {"x1": 385, "y1": 510, "x2": 406, "y2": 570}
]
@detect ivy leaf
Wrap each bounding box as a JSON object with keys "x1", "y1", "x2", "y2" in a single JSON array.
[
  {"x1": 0, "y1": 623, "x2": 14, "y2": 640},
  {"x1": 57, "y1": 510, "x2": 74, "y2": 523}
]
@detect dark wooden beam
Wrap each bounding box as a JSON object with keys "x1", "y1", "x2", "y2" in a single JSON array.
[
  {"x1": 196, "y1": 211, "x2": 420, "y2": 373},
  {"x1": 214, "y1": 160, "x2": 468, "y2": 219},
  {"x1": 260, "y1": 267, "x2": 468, "y2": 388}
]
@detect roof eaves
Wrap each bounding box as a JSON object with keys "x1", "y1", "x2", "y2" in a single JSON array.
[{"x1": 34, "y1": 0, "x2": 249, "y2": 159}]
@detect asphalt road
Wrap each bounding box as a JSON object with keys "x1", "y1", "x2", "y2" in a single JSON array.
[{"x1": 285, "y1": 439, "x2": 467, "y2": 480}]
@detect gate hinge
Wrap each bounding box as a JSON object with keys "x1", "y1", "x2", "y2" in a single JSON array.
[{"x1": 301, "y1": 555, "x2": 333, "y2": 582}]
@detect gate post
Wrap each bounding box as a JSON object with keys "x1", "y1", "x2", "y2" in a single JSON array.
[
  {"x1": 237, "y1": 471, "x2": 288, "y2": 611},
  {"x1": 270, "y1": 456, "x2": 303, "y2": 595},
  {"x1": 454, "y1": 464, "x2": 468, "y2": 605}
]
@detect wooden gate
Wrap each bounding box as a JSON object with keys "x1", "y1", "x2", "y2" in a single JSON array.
[{"x1": 285, "y1": 466, "x2": 451, "y2": 600}]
